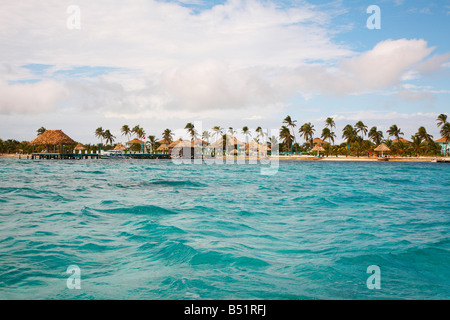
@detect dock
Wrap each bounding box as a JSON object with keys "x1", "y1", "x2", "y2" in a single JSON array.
[
  {"x1": 124, "y1": 153, "x2": 171, "y2": 159},
  {"x1": 29, "y1": 152, "x2": 171, "y2": 160},
  {"x1": 31, "y1": 152, "x2": 99, "y2": 160}
]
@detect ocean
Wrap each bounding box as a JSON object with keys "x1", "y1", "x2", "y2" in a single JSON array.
[{"x1": 0, "y1": 158, "x2": 449, "y2": 299}]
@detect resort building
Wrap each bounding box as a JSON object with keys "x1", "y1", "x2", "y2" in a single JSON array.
[
  {"x1": 126, "y1": 138, "x2": 145, "y2": 152},
  {"x1": 435, "y1": 137, "x2": 450, "y2": 156}
]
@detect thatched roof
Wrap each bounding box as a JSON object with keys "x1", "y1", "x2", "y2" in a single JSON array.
[
  {"x1": 169, "y1": 139, "x2": 192, "y2": 148},
  {"x1": 226, "y1": 135, "x2": 244, "y2": 146},
  {"x1": 157, "y1": 144, "x2": 169, "y2": 151},
  {"x1": 193, "y1": 139, "x2": 208, "y2": 145},
  {"x1": 169, "y1": 138, "x2": 183, "y2": 148},
  {"x1": 114, "y1": 143, "x2": 126, "y2": 151},
  {"x1": 127, "y1": 138, "x2": 144, "y2": 144},
  {"x1": 74, "y1": 143, "x2": 86, "y2": 151},
  {"x1": 157, "y1": 138, "x2": 172, "y2": 145},
  {"x1": 30, "y1": 130, "x2": 75, "y2": 145},
  {"x1": 374, "y1": 143, "x2": 390, "y2": 152},
  {"x1": 313, "y1": 137, "x2": 327, "y2": 144},
  {"x1": 392, "y1": 137, "x2": 410, "y2": 144},
  {"x1": 311, "y1": 144, "x2": 325, "y2": 152}
]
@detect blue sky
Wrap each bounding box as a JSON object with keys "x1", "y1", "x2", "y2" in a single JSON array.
[{"x1": 0, "y1": 0, "x2": 449, "y2": 143}]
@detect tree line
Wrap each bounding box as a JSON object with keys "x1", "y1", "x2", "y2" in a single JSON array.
[{"x1": 1, "y1": 114, "x2": 448, "y2": 156}]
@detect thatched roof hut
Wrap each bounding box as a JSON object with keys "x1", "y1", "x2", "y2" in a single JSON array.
[
  {"x1": 157, "y1": 138, "x2": 172, "y2": 146},
  {"x1": 374, "y1": 143, "x2": 390, "y2": 152},
  {"x1": 311, "y1": 143, "x2": 325, "y2": 156},
  {"x1": 157, "y1": 144, "x2": 169, "y2": 151},
  {"x1": 30, "y1": 130, "x2": 75, "y2": 146},
  {"x1": 374, "y1": 143, "x2": 390, "y2": 157},
  {"x1": 311, "y1": 144, "x2": 325, "y2": 152},
  {"x1": 114, "y1": 143, "x2": 126, "y2": 151},
  {"x1": 74, "y1": 143, "x2": 87, "y2": 151},
  {"x1": 169, "y1": 138, "x2": 183, "y2": 148}
]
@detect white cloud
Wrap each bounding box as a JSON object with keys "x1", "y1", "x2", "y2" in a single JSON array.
[{"x1": 0, "y1": 80, "x2": 67, "y2": 114}]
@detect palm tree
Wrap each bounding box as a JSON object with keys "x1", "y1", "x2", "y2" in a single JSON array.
[
  {"x1": 95, "y1": 127, "x2": 105, "y2": 146},
  {"x1": 211, "y1": 126, "x2": 223, "y2": 141},
  {"x1": 147, "y1": 135, "x2": 157, "y2": 153},
  {"x1": 299, "y1": 122, "x2": 315, "y2": 148},
  {"x1": 242, "y1": 126, "x2": 251, "y2": 143},
  {"x1": 321, "y1": 127, "x2": 336, "y2": 145},
  {"x1": 354, "y1": 121, "x2": 368, "y2": 139},
  {"x1": 185, "y1": 122, "x2": 196, "y2": 140},
  {"x1": 325, "y1": 117, "x2": 335, "y2": 130},
  {"x1": 283, "y1": 115, "x2": 297, "y2": 144},
  {"x1": 121, "y1": 125, "x2": 131, "y2": 141},
  {"x1": 228, "y1": 127, "x2": 237, "y2": 135},
  {"x1": 342, "y1": 124, "x2": 357, "y2": 156},
  {"x1": 368, "y1": 126, "x2": 383, "y2": 145},
  {"x1": 37, "y1": 127, "x2": 46, "y2": 136},
  {"x1": 103, "y1": 130, "x2": 115, "y2": 145},
  {"x1": 132, "y1": 125, "x2": 143, "y2": 139},
  {"x1": 279, "y1": 126, "x2": 293, "y2": 153},
  {"x1": 255, "y1": 126, "x2": 267, "y2": 141},
  {"x1": 410, "y1": 135, "x2": 423, "y2": 157},
  {"x1": 135, "y1": 127, "x2": 145, "y2": 140},
  {"x1": 202, "y1": 130, "x2": 211, "y2": 143},
  {"x1": 162, "y1": 129, "x2": 174, "y2": 142},
  {"x1": 416, "y1": 126, "x2": 433, "y2": 143},
  {"x1": 436, "y1": 114, "x2": 447, "y2": 127},
  {"x1": 387, "y1": 124, "x2": 404, "y2": 142}
]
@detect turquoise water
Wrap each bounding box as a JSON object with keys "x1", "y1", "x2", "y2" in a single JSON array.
[{"x1": 0, "y1": 159, "x2": 449, "y2": 300}]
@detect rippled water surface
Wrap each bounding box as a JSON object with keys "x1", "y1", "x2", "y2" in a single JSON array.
[{"x1": 0, "y1": 159, "x2": 449, "y2": 299}]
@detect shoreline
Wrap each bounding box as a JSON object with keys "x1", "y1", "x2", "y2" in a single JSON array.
[{"x1": 1, "y1": 153, "x2": 448, "y2": 163}]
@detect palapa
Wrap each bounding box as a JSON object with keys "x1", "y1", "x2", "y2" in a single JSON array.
[
  {"x1": 74, "y1": 143, "x2": 87, "y2": 151},
  {"x1": 157, "y1": 144, "x2": 169, "y2": 151},
  {"x1": 114, "y1": 143, "x2": 126, "y2": 151},
  {"x1": 311, "y1": 144, "x2": 325, "y2": 152},
  {"x1": 169, "y1": 138, "x2": 183, "y2": 148},
  {"x1": 30, "y1": 130, "x2": 75, "y2": 145},
  {"x1": 374, "y1": 143, "x2": 390, "y2": 152}
]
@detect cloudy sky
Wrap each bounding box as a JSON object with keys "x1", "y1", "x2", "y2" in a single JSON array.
[{"x1": 1, "y1": 0, "x2": 449, "y2": 143}]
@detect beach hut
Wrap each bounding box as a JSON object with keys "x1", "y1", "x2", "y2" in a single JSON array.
[
  {"x1": 74, "y1": 143, "x2": 87, "y2": 154},
  {"x1": 374, "y1": 143, "x2": 390, "y2": 157},
  {"x1": 157, "y1": 138, "x2": 172, "y2": 147},
  {"x1": 168, "y1": 138, "x2": 184, "y2": 148},
  {"x1": 114, "y1": 143, "x2": 126, "y2": 151},
  {"x1": 311, "y1": 143, "x2": 325, "y2": 156},
  {"x1": 157, "y1": 144, "x2": 169, "y2": 153},
  {"x1": 30, "y1": 129, "x2": 76, "y2": 153}
]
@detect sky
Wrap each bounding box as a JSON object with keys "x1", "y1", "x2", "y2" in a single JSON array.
[{"x1": 0, "y1": 0, "x2": 449, "y2": 144}]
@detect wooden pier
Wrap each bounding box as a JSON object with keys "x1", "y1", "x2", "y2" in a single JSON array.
[
  {"x1": 29, "y1": 152, "x2": 171, "y2": 160},
  {"x1": 31, "y1": 152, "x2": 99, "y2": 160},
  {"x1": 125, "y1": 153, "x2": 171, "y2": 159}
]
